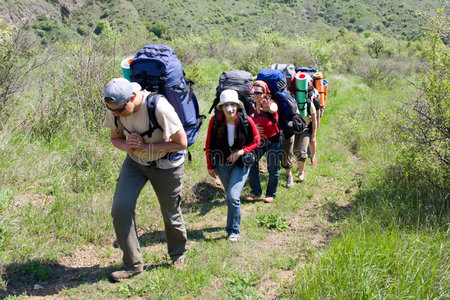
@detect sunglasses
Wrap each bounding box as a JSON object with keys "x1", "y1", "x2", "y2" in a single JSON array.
[
  {"x1": 105, "y1": 98, "x2": 130, "y2": 112},
  {"x1": 253, "y1": 91, "x2": 264, "y2": 95}
]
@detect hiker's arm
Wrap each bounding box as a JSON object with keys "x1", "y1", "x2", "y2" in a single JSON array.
[
  {"x1": 128, "y1": 128, "x2": 187, "y2": 153},
  {"x1": 243, "y1": 117, "x2": 261, "y2": 153},
  {"x1": 205, "y1": 117, "x2": 216, "y2": 172},
  {"x1": 110, "y1": 128, "x2": 134, "y2": 153},
  {"x1": 262, "y1": 99, "x2": 277, "y2": 114},
  {"x1": 311, "y1": 113, "x2": 317, "y2": 143}
]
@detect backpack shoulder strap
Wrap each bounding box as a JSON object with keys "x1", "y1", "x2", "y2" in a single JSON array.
[
  {"x1": 240, "y1": 110, "x2": 254, "y2": 140},
  {"x1": 114, "y1": 116, "x2": 131, "y2": 135},
  {"x1": 253, "y1": 110, "x2": 280, "y2": 129},
  {"x1": 141, "y1": 92, "x2": 162, "y2": 138}
]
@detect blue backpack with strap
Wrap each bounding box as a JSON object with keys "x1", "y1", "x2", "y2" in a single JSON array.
[
  {"x1": 295, "y1": 66, "x2": 317, "y2": 78},
  {"x1": 129, "y1": 45, "x2": 205, "y2": 161},
  {"x1": 256, "y1": 69, "x2": 306, "y2": 138}
]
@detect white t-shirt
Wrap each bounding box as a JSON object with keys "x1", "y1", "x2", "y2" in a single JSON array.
[
  {"x1": 227, "y1": 123, "x2": 235, "y2": 147},
  {"x1": 103, "y1": 91, "x2": 184, "y2": 168}
]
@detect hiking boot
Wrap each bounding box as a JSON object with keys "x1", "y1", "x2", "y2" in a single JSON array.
[
  {"x1": 298, "y1": 172, "x2": 305, "y2": 182},
  {"x1": 228, "y1": 234, "x2": 240, "y2": 243},
  {"x1": 172, "y1": 256, "x2": 187, "y2": 269},
  {"x1": 286, "y1": 174, "x2": 294, "y2": 188},
  {"x1": 110, "y1": 266, "x2": 143, "y2": 282}
]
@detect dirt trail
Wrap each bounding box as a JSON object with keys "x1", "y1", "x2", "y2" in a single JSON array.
[{"x1": 1, "y1": 155, "x2": 360, "y2": 299}]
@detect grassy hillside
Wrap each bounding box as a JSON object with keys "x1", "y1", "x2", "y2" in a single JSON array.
[{"x1": 0, "y1": 0, "x2": 443, "y2": 45}]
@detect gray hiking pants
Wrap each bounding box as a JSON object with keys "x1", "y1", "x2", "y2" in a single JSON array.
[
  {"x1": 111, "y1": 155, "x2": 187, "y2": 269},
  {"x1": 281, "y1": 134, "x2": 295, "y2": 170}
]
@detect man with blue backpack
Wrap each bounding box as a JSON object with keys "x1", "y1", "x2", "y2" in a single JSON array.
[
  {"x1": 103, "y1": 77, "x2": 191, "y2": 280},
  {"x1": 102, "y1": 44, "x2": 205, "y2": 281}
]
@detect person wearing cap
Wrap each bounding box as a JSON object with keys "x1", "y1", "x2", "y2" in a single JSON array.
[
  {"x1": 103, "y1": 78, "x2": 188, "y2": 281},
  {"x1": 205, "y1": 89, "x2": 260, "y2": 243}
]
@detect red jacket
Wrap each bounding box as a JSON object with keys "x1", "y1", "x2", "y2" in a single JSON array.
[{"x1": 205, "y1": 111, "x2": 260, "y2": 170}]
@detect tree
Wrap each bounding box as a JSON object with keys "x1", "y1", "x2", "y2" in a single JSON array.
[{"x1": 389, "y1": 5, "x2": 449, "y2": 189}]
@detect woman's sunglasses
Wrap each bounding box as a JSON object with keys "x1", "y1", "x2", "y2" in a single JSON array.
[{"x1": 253, "y1": 91, "x2": 264, "y2": 95}]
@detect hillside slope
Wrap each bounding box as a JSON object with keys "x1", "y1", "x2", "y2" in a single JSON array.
[{"x1": 0, "y1": 0, "x2": 443, "y2": 43}]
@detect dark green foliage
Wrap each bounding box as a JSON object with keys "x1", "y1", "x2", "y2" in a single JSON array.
[
  {"x1": 101, "y1": 8, "x2": 110, "y2": 18},
  {"x1": 94, "y1": 20, "x2": 110, "y2": 34},
  {"x1": 146, "y1": 21, "x2": 171, "y2": 39},
  {"x1": 77, "y1": 25, "x2": 87, "y2": 35}
]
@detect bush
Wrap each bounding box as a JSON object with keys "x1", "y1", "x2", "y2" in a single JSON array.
[
  {"x1": 147, "y1": 21, "x2": 171, "y2": 39},
  {"x1": 387, "y1": 8, "x2": 449, "y2": 189},
  {"x1": 77, "y1": 25, "x2": 87, "y2": 36},
  {"x1": 94, "y1": 20, "x2": 110, "y2": 35},
  {"x1": 0, "y1": 21, "x2": 49, "y2": 119}
]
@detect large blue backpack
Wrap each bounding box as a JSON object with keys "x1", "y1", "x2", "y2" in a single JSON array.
[
  {"x1": 256, "y1": 69, "x2": 306, "y2": 138},
  {"x1": 129, "y1": 45, "x2": 205, "y2": 160}
]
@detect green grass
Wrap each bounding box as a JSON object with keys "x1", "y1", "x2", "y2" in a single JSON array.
[
  {"x1": 279, "y1": 76, "x2": 449, "y2": 299},
  {"x1": 287, "y1": 225, "x2": 448, "y2": 299},
  {"x1": 0, "y1": 46, "x2": 448, "y2": 298}
]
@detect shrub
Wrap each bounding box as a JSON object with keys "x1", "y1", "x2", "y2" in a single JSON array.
[
  {"x1": 147, "y1": 21, "x2": 171, "y2": 39},
  {"x1": 0, "y1": 21, "x2": 50, "y2": 119},
  {"x1": 94, "y1": 20, "x2": 110, "y2": 35},
  {"x1": 387, "y1": 7, "x2": 449, "y2": 189},
  {"x1": 77, "y1": 25, "x2": 87, "y2": 36},
  {"x1": 365, "y1": 37, "x2": 385, "y2": 58},
  {"x1": 101, "y1": 8, "x2": 111, "y2": 18}
]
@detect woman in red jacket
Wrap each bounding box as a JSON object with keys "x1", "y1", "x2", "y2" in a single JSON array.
[
  {"x1": 205, "y1": 89, "x2": 260, "y2": 243},
  {"x1": 246, "y1": 80, "x2": 284, "y2": 203}
]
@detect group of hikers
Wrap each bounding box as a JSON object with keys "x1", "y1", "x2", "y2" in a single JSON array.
[{"x1": 103, "y1": 45, "x2": 327, "y2": 282}]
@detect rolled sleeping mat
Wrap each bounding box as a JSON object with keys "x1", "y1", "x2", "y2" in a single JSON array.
[
  {"x1": 323, "y1": 79, "x2": 328, "y2": 109},
  {"x1": 120, "y1": 56, "x2": 134, "y2": 81},
  {"x1": 295, "y1": 72, "x2": 308, "y2": 117},
  {"x1": 314, "y1": 72, "x2": 324, "y2": 109}
]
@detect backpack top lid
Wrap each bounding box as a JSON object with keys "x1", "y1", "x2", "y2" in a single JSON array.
[
  {"x1": 271, "y1": 63, "x2": 295, "y2": 82},
  {"x1": 295, "y1": 67, "x2": 317, "y2": 78},
  {"x1": 217, "y1": 69, "x2": 253, "y2": 97},
  {"x1": 256, "y1": 69, "x2": 288, "y2": 101},
  {"x1": 295, "y1": 66, "x2": 317, "y2": 73},
  {"x1": 130, "y1": 45, "x2": 184, "y2": 88}
]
